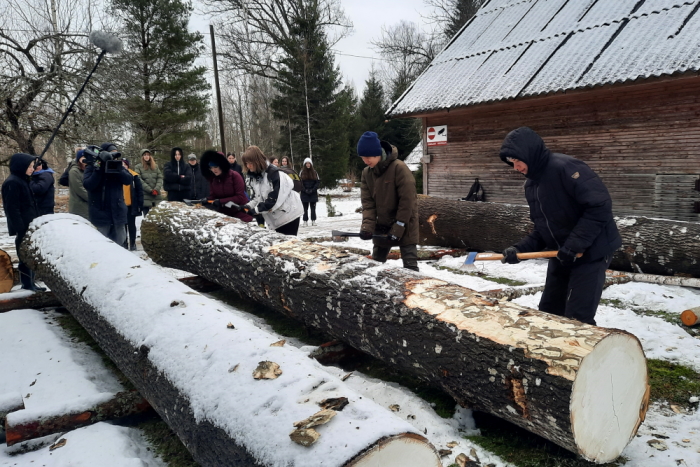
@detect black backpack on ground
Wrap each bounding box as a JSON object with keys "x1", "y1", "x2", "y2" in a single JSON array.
[{"x1": 462, "y1": 177, "x2": 485, "y2": 202}]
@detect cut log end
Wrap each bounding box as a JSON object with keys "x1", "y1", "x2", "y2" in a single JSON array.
[
  {"x1": 570, "y1": 333, "x2": 649, "y2": 463},
  {"x1": 347, "y1": 433, "x2": 441, "y2": 467},
  {"x1": 681, "y1": 309, "x2": 698, "y2": 326}
]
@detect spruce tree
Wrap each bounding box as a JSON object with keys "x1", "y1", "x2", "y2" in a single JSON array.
[
  {"x1": 108, "y1": 0, "x2": 208, "y2": 159},
  {"x1": 350, "y1": 72, "x2": 387, "y2": 173}
]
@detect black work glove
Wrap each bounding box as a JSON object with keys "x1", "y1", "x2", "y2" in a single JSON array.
[
  {"x1": 212, "y1": 199, "x2": 221, "y2": 208},
  {"x1": 388, "y1": 223, "x2": 405, "y2": 242},
  {"x1": 557, "y1": 246, "x2": 578, "y2": 266},
  {"x1": 199, "y1": 198, "x2": 208, "y2": 205},
  {"x1": 98, "y1": 151, "x2": 112, "y2": 163},
  {"x1": 242, "y1": 204, "x2": 257, "y2": 215},
  {"x1": 501, "y1": 246, "x2": 520, "y2": 264},
  {"x1": 359, "y1": 231, "x2": 373, "y2": 241}
]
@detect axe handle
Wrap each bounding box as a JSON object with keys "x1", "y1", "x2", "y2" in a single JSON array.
[{"x1": 475, "y1": 251, "x2": 583, "y2": 261}]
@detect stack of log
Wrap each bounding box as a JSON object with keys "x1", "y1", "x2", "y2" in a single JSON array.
[{"x1": 140, "y1": 202, "x2": 650, "y2": 464}]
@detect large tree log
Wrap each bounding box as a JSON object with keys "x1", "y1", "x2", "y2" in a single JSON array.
[
  {"x1": 141, "y1": 202, "x2": 650, "y2": 463},
  {"x1": 5, "y1": 391, "x2": 151, "y2": 446},
  {"x1": 22, "y1": 214, "x2": 440, "y2": 467},
  {"x1": 417, "y1": 197, "x2": 700, "y2": 277}
]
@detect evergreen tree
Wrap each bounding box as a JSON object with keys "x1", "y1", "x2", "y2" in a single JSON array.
[
  {"x1": 350, "y1": 72, "x2": 387, "y2": 173},
  {"x1": 108, "y1": 0, "x2": 208, "y2": 159},
  {"x1": 271, "y1": 7, "x2": 350, "y2": 187}
]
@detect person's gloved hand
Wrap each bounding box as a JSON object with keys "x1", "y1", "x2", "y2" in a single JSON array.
[
  {"x1": 242, "y1": 204, "x2": 257, "y2": 215},
  {"x1": 501, "y1": 246, "x2": 520, "y2": 264},
  {"x1": 359, "y1": 231, "x2": 373, "y2": 241},
  {"x1": 557, "y1": 246, "x2": 578, "y2": 266},
  {"x1": 151, "y1": 189, "x2": 159, "y2": 196},
  {"x1": 212, "y1": 199, "x2": 221, "y2": 208},
  {"x1": 388, "y1": 222, "x2": 405, "y2": 242},
  {"x1": 305, "y1": 189, "x2": 312, "y2": 194}
]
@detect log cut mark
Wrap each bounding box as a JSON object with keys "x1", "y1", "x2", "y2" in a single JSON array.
[{"x1": 427, "y1": 214, "x2": 438, "y2": 235}]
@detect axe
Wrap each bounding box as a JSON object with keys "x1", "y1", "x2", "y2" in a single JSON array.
[
  {"x1": 331, "y1": 230, "x2": 389, "y2": 242},
  {"x1": 460, "y1": 250, "x2": 582, "y2": 272}
]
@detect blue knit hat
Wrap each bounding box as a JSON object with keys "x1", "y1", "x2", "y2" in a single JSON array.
[{"x1": 357, "y1": 131, "x2": 382, "y2": 158}]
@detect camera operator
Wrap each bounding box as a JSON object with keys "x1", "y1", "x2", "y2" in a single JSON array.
[{"x1": 83, "y1": 142, "x2": 133, "y2": 246}]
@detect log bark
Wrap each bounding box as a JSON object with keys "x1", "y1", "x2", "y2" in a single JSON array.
[
  {"x1": 140, "y1": 202, "x2": 650, "y2": 463},
  {"x1": 604, "y1": 270, "x2": 700, "y2": 289},
  {"x1": 22, "y1": 214, "x2": 440, "y2": 467},
  {"x1": 417, "y1": 197, "x2": 700, "y2": 277},
  {"x1": 5, "y1": 391, "x2": 152, "y2": 446}
]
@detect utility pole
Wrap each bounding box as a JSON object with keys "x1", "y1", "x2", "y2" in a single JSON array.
[{"x1": 210, "y1": 24, "x2": 226, "y2": 154}]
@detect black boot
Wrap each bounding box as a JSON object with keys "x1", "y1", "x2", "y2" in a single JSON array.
[
  {"x1": 20, "y1": 265, "x2": 47, "y2": 292},
  {"x1": 129, "y1": 243, "x2": 137, "y2": 251}
]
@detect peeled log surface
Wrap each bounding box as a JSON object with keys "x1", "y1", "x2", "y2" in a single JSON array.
[
  {"x1": 142, "y1": 202, "x2": 650, "y2": 463},
  {"x1": 417, "y1": 197, "x2": 700, "y2": 277},
  {"x1": 22, "y1": 214, "x2": 439, "y2": 467}
]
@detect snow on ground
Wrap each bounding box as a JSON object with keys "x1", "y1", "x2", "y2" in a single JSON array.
[{"x1": 1, "y1": 188, "x2": 699, "y2": 466}]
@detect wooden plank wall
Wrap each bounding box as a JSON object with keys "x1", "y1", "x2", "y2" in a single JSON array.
[{"x1": 424, "y1": 76, "x2": 700, "y2": 221}]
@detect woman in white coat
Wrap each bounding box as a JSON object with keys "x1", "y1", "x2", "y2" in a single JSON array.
[{"x1": 240, "y1": 146, "x2": 303, "y2": 235}]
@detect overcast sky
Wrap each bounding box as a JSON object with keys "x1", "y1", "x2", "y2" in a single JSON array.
[{"x1": 190, "y1": 0, "x2": 434, "y2": 95}]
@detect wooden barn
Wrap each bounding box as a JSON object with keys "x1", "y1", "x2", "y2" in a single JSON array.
[{"x1": 387, "y1": 0, "x2": 700, "y2": 221}]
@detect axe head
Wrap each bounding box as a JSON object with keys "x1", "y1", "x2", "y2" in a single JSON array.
[{"x1": 459, "y1": 251, "x2": 478, "y2": 272}]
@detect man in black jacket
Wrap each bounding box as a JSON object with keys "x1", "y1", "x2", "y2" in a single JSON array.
[
  {"x1": 1, "y1": 153, "x2": 45, "y2": 290},
  {"x1": 499, "y1": 127, "x2": 621, "y2": 325},
  {"x1": 187, "y1": 153, "x2": 209, "y2": 199},
  {"x1": 83, "y1": 142, "x2": 133, "y2": 246}
]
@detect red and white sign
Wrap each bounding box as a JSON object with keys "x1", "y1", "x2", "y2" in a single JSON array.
[{"x1": 426, "y1": 125, "x2": 447, "y2": 146}]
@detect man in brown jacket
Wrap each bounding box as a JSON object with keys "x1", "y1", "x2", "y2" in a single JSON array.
[{"x1": 357, "y1": 131, "x2": 419, "y2": 271}]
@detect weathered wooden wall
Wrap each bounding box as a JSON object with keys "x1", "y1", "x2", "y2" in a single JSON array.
[{"x1": 422, "y1": 75, "x2": 700, "y2": 221}]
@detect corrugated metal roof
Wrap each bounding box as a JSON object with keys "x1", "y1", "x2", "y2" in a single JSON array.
[{"x1": 388, "y1": 0, "x2": 700, "y2": 117}]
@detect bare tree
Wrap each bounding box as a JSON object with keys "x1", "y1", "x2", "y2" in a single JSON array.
[
  {"x1": 424, "y1": 0, "x2": 485, "y2": 40},
  {"x1": 0, "y1": 0, "x2": 105, "y2": 162}
]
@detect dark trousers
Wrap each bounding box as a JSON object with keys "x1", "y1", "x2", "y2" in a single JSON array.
[
  {"x1": 126, "y1": 213, "x2": 137, "y2": 247},
  {"x1": 372, "y1": 243, "x2": 419, "y2": 271},
  {"x1": 167, "y1": 191, "x2": 187, "y2": 202},
  {"x1": 275, "y1": 217, "x2": 300, "y2": 236},
  {"x1": 16, "y1": 234, "x2": 32, "y2": 288},
  {"x1": 539, "y1": 255, "x2": 612, "y2": 326},
  {"x1": 302, "y1": 202, "x2": 317, "y2": 222},
  {"x1": 142, "y1": 206, "x2": 150, "y2": 217},
  {"x1": 96, "y1": 223, "x2": 127, "y2": 248}
]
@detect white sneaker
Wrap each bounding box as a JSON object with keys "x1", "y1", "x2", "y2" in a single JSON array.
[{"x1": 312, "y1": 221, "x2": 316, "y2": 226}]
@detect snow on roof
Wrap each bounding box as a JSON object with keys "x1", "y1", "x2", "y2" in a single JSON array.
[
  {"x1": 404, "y1": 141, "x2": 423, "y2": 172},
  {"x1": 388, "y1": 0, "x2": 700, "y2": 117}
]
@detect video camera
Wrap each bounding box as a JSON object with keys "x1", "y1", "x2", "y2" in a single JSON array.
[{"x1": 83, "y1": 145, "x2": 123, "y2": 174}]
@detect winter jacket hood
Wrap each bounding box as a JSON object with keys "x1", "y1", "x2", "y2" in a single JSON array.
[
  {"x1": 499, "y1": 127, "x2": 551, "y2": 181},
  {"x1": 200, "y1": 150, "x2": 231, "y2": 180},
  {"x1": 9, "y1": 153, "x2": 36, "y2": 177},
  {"x1": 170, "y1": 147, "x2": 185, "y2": 163}
]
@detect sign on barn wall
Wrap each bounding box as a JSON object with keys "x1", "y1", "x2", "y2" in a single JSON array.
[{"x1": 427, "y1": 125, "x2": 447, "y2": 146}]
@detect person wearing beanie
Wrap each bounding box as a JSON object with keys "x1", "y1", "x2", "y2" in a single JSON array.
[
  {"x1": 163, "y1": 147, "x2": 191, "y2": 201},
  {"x1": 357, "y1": 131, "x2": 419, "y2": 272},
  {"x1": 67, "y1": 150, "x2": 90, "y2": 220},
  {"x1": 199, "y1": 150, "x2": 253, "y2": 223},
  {"x1": 29, "y1": 159, "x2": 55, "y2": 215},
  {"x1": 187, "y1": 152, "x2": 209, "y2": 200},
  {"x1": 135, "y1": 149, "x2": 163, "y2": 216},
  {"x1": 299, "y1": 158, "x2": 320, "y2": 226},
  {"x1": 121, "y1": 159, "x2": 144, "y2": 250},
  {"x1": 2, "y1": 153, "x2": 45, "y2": 291},
  {"x1": 498, "y1": 127, "x2": 621, "y2": 325}
]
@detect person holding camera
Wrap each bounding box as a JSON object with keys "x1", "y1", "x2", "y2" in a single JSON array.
[
  {"x1": 2, "y1": 153, "x2": 46, "y2": 291},
  {"x1": 163, "y1": 147, "x2": 191, "y2": 202},
  {"x1": 135, "y1": 149, "x2": 163, "y2": 216},
  {"x1": 29, "y1": 159, "x2": 56, "y2": 215},
  {"x1": 199, "y1": 150, "x2": 253, "y2": 223},
  {"x1": 357, "y1": 131, "x2": 419, "y2": 272},
  {"x1": 83, "y1": 142, "x2": 133, "y2": 246}
]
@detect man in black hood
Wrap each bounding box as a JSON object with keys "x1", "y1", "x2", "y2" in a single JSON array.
[
  {"x1": 1, "y1": 153, "x2": 45, "y2": 290},
  {"x1": 499, "y1": 127, "x2": 621, "y2": 325}
]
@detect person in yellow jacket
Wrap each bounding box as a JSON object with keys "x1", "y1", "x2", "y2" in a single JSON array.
[{"x1": 122, "y1": 159, "x2": 144, "y2": 251}]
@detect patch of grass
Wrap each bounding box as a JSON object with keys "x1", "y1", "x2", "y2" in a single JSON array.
[
  {"x1": 53, "y1": 312, "x2": 134, "y2": 390},
  {"x1": 466, "y1": 412, "x2": 626, "y2": 467},
  {"x1": 138, "y1": 419, "x2": 199, "y2": 467},
  {"x1": 648, "y1": 359, "x2": 700, "y2": 408},
  {"x1": 433, "y1": 265, "x2": 526, "y2": 286},
  {"x1": 600, "y1": 299, "x2": 699, "y2": 337}
]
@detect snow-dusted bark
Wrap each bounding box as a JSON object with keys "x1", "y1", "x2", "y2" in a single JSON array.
[
  {"x1": 141, "y1": 202, "x2": 650, "y2": 463},
  {"x1": 417, "y1": 197, "x2": 700, "y2": 276},
  {"x1": 21, "y1": 214, "x2": 439, "y2": 467}
]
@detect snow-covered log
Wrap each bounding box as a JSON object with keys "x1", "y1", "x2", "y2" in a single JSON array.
[
  {"x1": 417, "y1": 197, "x2": 700, "y2": 277},
  {"x1": 140, "y1": 202, "x2": 650, "y2": 463},
  {"x1": 5, "y1": 391, "x2": 151, "y2": 446},
  {"x1": 0, "y1": 392, "x2": 24, "y2": 438},
  {"x1": 21, "y1": 214, "x2": 440, "y2": 467},
  {"x1": 604, "y1": 270, "x2": 700, "y2": 288}
]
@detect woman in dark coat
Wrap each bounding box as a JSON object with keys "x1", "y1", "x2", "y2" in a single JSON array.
[
  {"x1": 1, "y1": 153, "x2": 45, "y2": 290},
  {"x1": 279, "y1": 156, "x2": 302, "y2": 193},
  {"x1": 299, "y1": 158, "x2": 320, "y2": 226},
  {"x1": 29, "y1": 159, "x2": 55, "y2": 215},
  {"x1": 122, "y1": 159, "x2": 144, "y2": 250},
  {"x1": 200, "y1": 150, "x2": 253, "y2": 223},
  {"x1": 163, "y1": 147, "x2": 191, "y2": 202}
]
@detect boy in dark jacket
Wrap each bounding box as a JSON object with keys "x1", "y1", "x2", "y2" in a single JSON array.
[
  {"x1": 187, "y1": 153, "x2": 210, "y2": 199},
  {"x1": 2, "y1": 153, "x2": 45, "y2": 290},
  {"x1": 499, "y1": 127, "x2": 622, "y2": 325},
  {"x1": 163, "y1": 147, "x2": 191, "y2": 201},
  {"x1": 29, "y1": 159, "x2": 55, "y2": 215},
  {"x1": 83, "y1": 142, "x2": 133, "y2": 246},
  {"x1": 357, "y1": 131, "x2": 419, "y2": 272}
]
